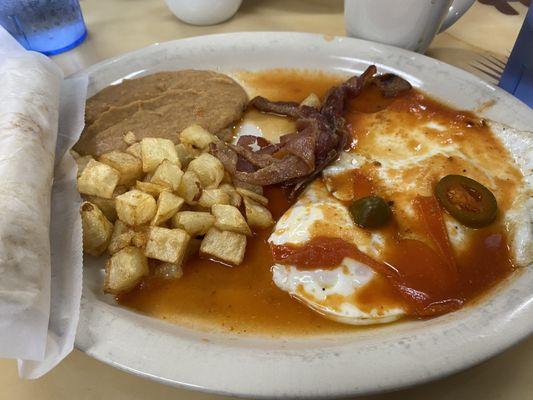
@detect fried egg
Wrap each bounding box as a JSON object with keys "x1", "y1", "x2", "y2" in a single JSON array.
[
  {"x1": 237, "y1": 87, "x2": 532, "y2": 326},
  {"x1": 269, "y1": 180, "x2": 408, "y2": 325}
]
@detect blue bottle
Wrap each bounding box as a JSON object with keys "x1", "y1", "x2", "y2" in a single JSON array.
[
  {"x1": 0, "y1": 0, "x2": 87, "y2": 56},
  {"x1": 499, "y1": 6, "x2": 533, "y2": 107}
]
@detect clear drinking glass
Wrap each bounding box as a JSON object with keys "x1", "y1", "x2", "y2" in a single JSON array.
[{"x1": 0, "y1": 0, "x2": 87, "y2": 56}]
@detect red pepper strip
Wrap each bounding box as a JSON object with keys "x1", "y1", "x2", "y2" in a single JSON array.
[{"x1": 413, "y1": 195, "x2": 459, "y2": 282}]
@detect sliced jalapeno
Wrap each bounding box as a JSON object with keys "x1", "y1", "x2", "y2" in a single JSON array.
[
  {"x1": 435, "y1": 174, "x2": 497, "y2": 228},
  {"x1": 349, "y1": 196, "x2": 391, "y2": 229}
]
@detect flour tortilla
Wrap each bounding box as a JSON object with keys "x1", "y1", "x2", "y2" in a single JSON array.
[{"x1": 0, "y1": 50, "x2": 62, "y2": 360}]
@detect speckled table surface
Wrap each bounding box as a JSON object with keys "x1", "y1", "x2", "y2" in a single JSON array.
[{"x1": 1, "y1": 1, "x2": 531, "y2": 399}]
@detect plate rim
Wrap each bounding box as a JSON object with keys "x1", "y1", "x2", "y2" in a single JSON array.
[{"x1": 73, "y1": 31, "x2": 533, "y2": 398}]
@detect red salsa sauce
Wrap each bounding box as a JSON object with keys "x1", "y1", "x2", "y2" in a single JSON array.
[
  {"x1": 271, "y1": 200, "x2": 515, "y2": 317},
  {"x1": 272, "y1": 84, "x2": 516, "y2": 317}
]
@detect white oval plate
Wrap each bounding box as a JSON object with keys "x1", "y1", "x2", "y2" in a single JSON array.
[{"x1": 74, "y1": 32, "x2": 533, "y2": 398}]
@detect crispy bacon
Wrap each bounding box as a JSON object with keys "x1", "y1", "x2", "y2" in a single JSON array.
[
  {"x1": 211, "y1": 65, "x2": 410, "y2": 198},
  {"x1": 236, "y1": 135, "x2": 268, "y2": 148},
  {"x1": 248, "y1": 97, "x2": 301, "y2": 118}
]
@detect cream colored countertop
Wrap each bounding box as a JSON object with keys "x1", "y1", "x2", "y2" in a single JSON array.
[{"x1": 1, "y1": 0, "x2": 532, "y2": 399}]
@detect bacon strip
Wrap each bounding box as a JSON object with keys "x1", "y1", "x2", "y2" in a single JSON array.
[{"x1": 211, "y1": 66, "x2": 412, "y2": 198}]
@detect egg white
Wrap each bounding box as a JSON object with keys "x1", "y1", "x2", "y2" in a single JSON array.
[{"x1": 269, "y1": 181, "x2": 407, "y2": 325}]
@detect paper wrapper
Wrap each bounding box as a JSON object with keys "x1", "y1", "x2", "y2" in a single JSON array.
[{"x1": 0, "y1": 27, "x2": 87, "y2": 378}]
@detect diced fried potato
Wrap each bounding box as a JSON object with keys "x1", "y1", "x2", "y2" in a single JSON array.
[
  {"x1": 135, "y1": 181, "x2": 170, "y2": 198},
  {"x1": 233, "y1": 179, "x2": 263, "y2": 195},
  {"x1": 236, "y1": 187, "x2": 268, "y2": 206},
  {"x1": 187, "y1": 153, "x2": 224, "y2": 189},
  {"x1": 198, "y1": 188, "x2": 231, "y2": 208},
  {"x1": 104, "y1": 247, "x2": 149, "y2": 294},
  {"x1": 75, "y1": 155, "x2": 94, "y2": 178},
  {"x1": 126, "y1": 142, "x2": 142, "y2": 159},
  {"x1": 179, "y1": 124, "x2": 217, "y2": 150},
  {"x1": 77, "y1": 159, "x2": 120, "y2": 199},
  {"x1": 115, "y1": 189, "x2": 157, "y2": 226},
  {"x1": 144, "y1": 226, "x2": 190, "y2": 264},
  {"x1": 80, "y1": 202, "x2": 113, "y2": 256},
  {"x1": 212, "y1": 204, "x2": 251, "y2": 236},
  {"x1": 176, "y1": 170, "x2": 201, "y2": 205},
  {"x1": 123, "y1": 131, "x2": 137, "y2": 145},
  {"x1": 200, "y1": 228, "x2": 246, "y2": 266},
  {"x1": 98, "y1": 150, "x2": 143, "y2": 185},
  {"x1": 151, "y1": 192, "x2": 185, "y2": 226},
  {"x1": 153, "y1": 262, "x2": 183, "y2": 280},
  {"x1": 84, "y1": 195, "x2": 117, "y2": 222},
  {"x1": 131, "y1": 226, "x2": 149, "y2": 248},
  {"x1": 243, "y1": 197, "x2": 274, "y2": 228},
  {"x1": 108, "y1": 220, "x2": 135, "y2": 254},
  {"x1": 175, "y1": 143, "x2": 201, "y2": 168},
  {"x1": 300, "y1": 92, "x2": 321, "y2": 108},
  {"x1": 171, "y1": 211, "x2": 215, "y2": 236},
  {"x1": 141, "y1": 138, "x2": 180, "y2": 172},
  {"x1": 219, "y1": 183, "x2": 242, "y2": 207},
  {"x1": 150, "y1": 160, "x2": 184, "y2": 191}
]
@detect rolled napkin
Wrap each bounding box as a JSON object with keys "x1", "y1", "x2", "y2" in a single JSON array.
[{"x1": 0, "y1": 26, "x2": 87, "y2": 378}]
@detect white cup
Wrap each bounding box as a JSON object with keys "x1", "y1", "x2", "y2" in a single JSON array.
[
  {"x1": 344, "y1": 0, "x2": 475, "y2": 53},
  {"x1": 165, "y1": 0, "x2": 242, "y2": 26}
]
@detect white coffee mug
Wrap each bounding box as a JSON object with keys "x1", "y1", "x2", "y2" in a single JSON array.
[{"x1": 344, "y1": 0, "x2": 475, "y2": 53}]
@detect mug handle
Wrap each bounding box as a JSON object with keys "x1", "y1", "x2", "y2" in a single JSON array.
[{"x1": 439, "y1": 0, "x2": 476, "y2": 32}]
